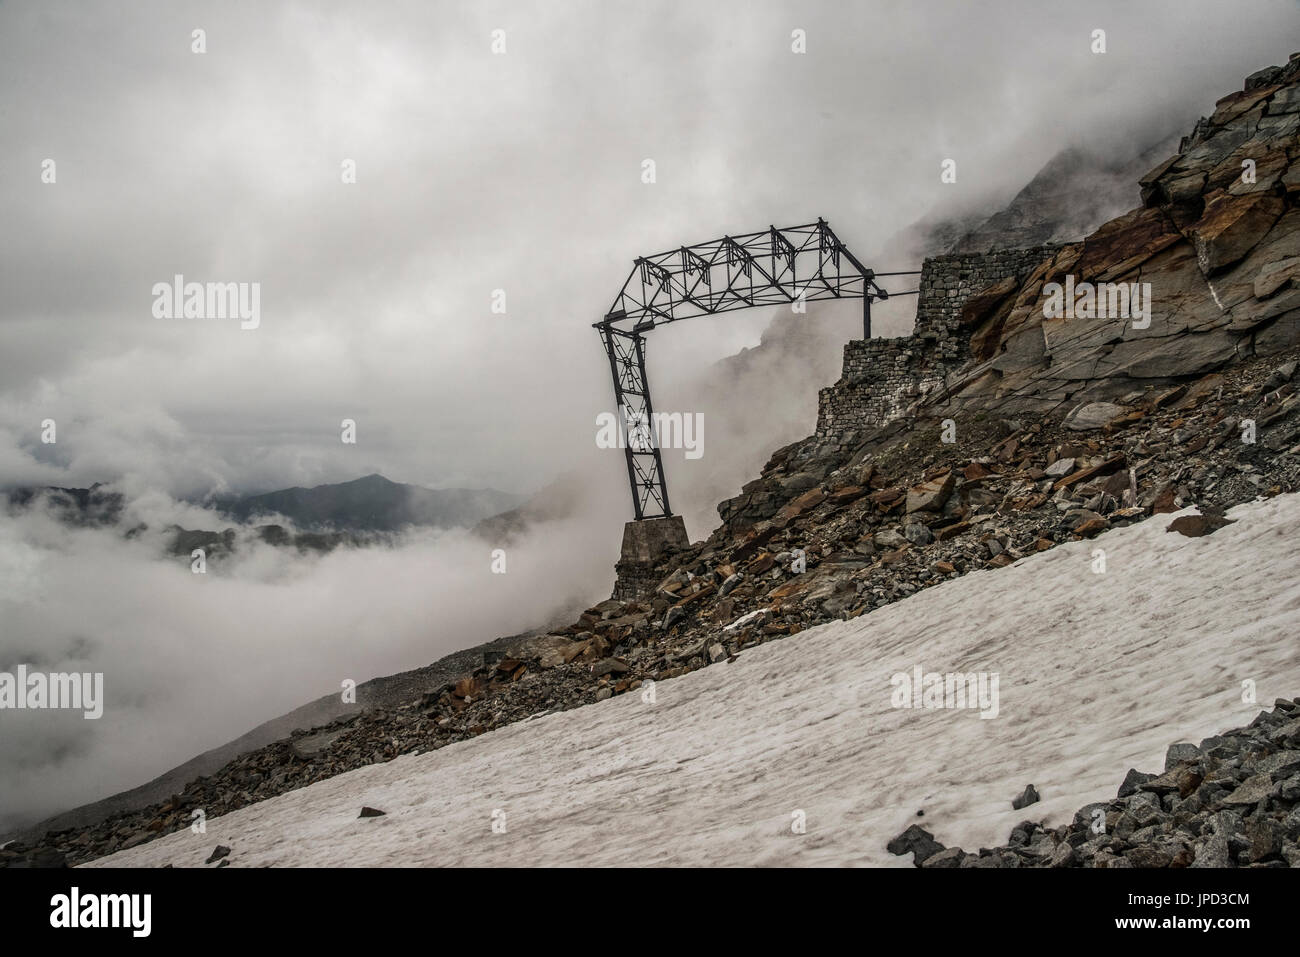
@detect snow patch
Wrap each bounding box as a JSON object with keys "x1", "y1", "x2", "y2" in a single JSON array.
[
  {"x1": 724, "y1": 607, "x2": 769, "y2": 633},
  {"x1": 89, "y1": 495, "x2": 1300, "y2": 867}
]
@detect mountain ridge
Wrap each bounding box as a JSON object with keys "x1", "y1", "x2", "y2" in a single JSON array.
[
  {"x1": 214, "y1": 472, "x2": 522, "y2": 533},
  {"x1": 5, "y1": 472, "x2": 524, "y2": 538}
]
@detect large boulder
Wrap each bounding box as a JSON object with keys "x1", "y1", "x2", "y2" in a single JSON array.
[
  {"x1": 905, "y1": 472, "x2": 956, "y2": 514},
  {"x1": 1063, "y1": 402, "x2": 1129, "y2": 431}
]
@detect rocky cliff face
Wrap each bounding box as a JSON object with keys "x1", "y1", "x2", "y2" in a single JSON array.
[
  {"x1": 940, "y1": 54, "x2": 1300, "y2": 416},
  {"x1": 878, "y1": 135, "x2": 1181, "y2": 268},
  {"x1": 947, "y1": 138, "x2": 1181, "y2": 255},
  {"x1": 807, "y1": 52, "x2": 1300, "y2": 446}
]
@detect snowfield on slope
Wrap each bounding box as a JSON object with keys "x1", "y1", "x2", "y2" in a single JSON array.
[{"x1": 91, "y1": 495, "x2": 1300, "y2": 867}]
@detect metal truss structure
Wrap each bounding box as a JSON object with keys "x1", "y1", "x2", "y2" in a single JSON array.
[{"x1": 595, "y1": 218, "x2": 918, "y2": 521}]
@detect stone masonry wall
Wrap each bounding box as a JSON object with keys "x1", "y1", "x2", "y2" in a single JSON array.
[
  {"x1": 611, "y1": 515, "x2": 690, "y2": 600},
  {"x1": 911, "y1": 246, "x2": 1058, "y2": 357},
  {"x1": 813, "y1": 338, "x2": 947, "y2": 445},
  {"x1": 815, "y1": 245, "x2": 1056, "y2": 443},
  {"x1": 611, "y1": 560, "x2": 662, "y2": 601}
]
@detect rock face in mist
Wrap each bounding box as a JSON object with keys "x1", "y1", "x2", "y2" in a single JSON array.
[
  {"x1": 882, "y1": 136, "x2": 1181, "y2": 263},
  {"x1": 4, "y1": 483, "x2": 125, "y2": 526},
  {"x1": 934, "y1": 54, "x2": 1300, "y2": 415},
  {"x1": 948, "y1": 138, "x2": 1181, "y2": 254},
  {"x1": 669, "y1": 132, "x2": 1189, "y2": 489},
  {"x1": 471, "y1": 472, "x2": 585, "y2": 544},
  {"x1": 165, "y1": 523, "x2": 364, "y2": 558},
  {"x1": 6, "y1": 475, "x2": 525, "y2": 569},
  {"x1": 6, "y1": 474, "x2": 522, "y2": 536},
  {"x1": 667, "y1": 139, "x2": 1179, "y2": 521},
  {"x1": 217, "y1": 473, "x2": 521, "y2": 533}
]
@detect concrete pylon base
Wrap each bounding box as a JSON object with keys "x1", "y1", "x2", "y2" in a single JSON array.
[{"x1": 611, "y1": 515, "x2": 689, "y2": 600}]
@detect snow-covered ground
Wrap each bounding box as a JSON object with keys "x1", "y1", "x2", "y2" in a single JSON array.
[{"x1": 91, "y1": 495, "x2": 1300, "y2": 867}]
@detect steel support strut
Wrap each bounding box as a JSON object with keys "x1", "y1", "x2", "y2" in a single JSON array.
[{"x1": 599, "y1": 323, "x2": 671, "y2": 520}]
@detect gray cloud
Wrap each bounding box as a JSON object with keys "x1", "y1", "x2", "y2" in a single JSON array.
[
  {"x1": 3, "y1": 0, "x2": 1298, "y2": 497},
  {"x1": 0, "y1": 484, "x2": 628, "y2": 832}
]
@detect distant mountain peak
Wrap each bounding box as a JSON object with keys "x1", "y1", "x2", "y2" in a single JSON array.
[{"x1": 220, "y1": 474, "x2": 523, "y2": 533}]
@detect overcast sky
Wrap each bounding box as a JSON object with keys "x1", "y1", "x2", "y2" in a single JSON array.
[{"x1": 2, "y1": 0, "x2": 1298, "y2": 500}]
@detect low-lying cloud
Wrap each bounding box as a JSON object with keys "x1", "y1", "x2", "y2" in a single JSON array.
[{"x1": 0, "y1": 483, "x2": 624, "y2": 833}]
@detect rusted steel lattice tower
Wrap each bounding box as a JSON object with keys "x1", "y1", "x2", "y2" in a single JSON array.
[{"x1": 595, "y1": 218, "x2": 904, "y2": 521}]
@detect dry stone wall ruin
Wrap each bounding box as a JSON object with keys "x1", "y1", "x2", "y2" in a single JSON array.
[{"x1": 815, "y1": 246, "x2": 1057, "y2": 445}]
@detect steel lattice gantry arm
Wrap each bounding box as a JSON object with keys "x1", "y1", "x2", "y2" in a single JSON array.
[{"x1": 594, "y1": 218, "x2": 899, "y2": 522}]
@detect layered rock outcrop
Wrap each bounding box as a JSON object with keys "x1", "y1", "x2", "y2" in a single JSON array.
[{"x1": 817, "y1": 52, "x2": 1300, "y2": 438}]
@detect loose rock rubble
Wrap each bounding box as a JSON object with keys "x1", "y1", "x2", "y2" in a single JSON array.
[{"x1": 889, "y1": 698, "x2": 1300, "y2": 867}]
